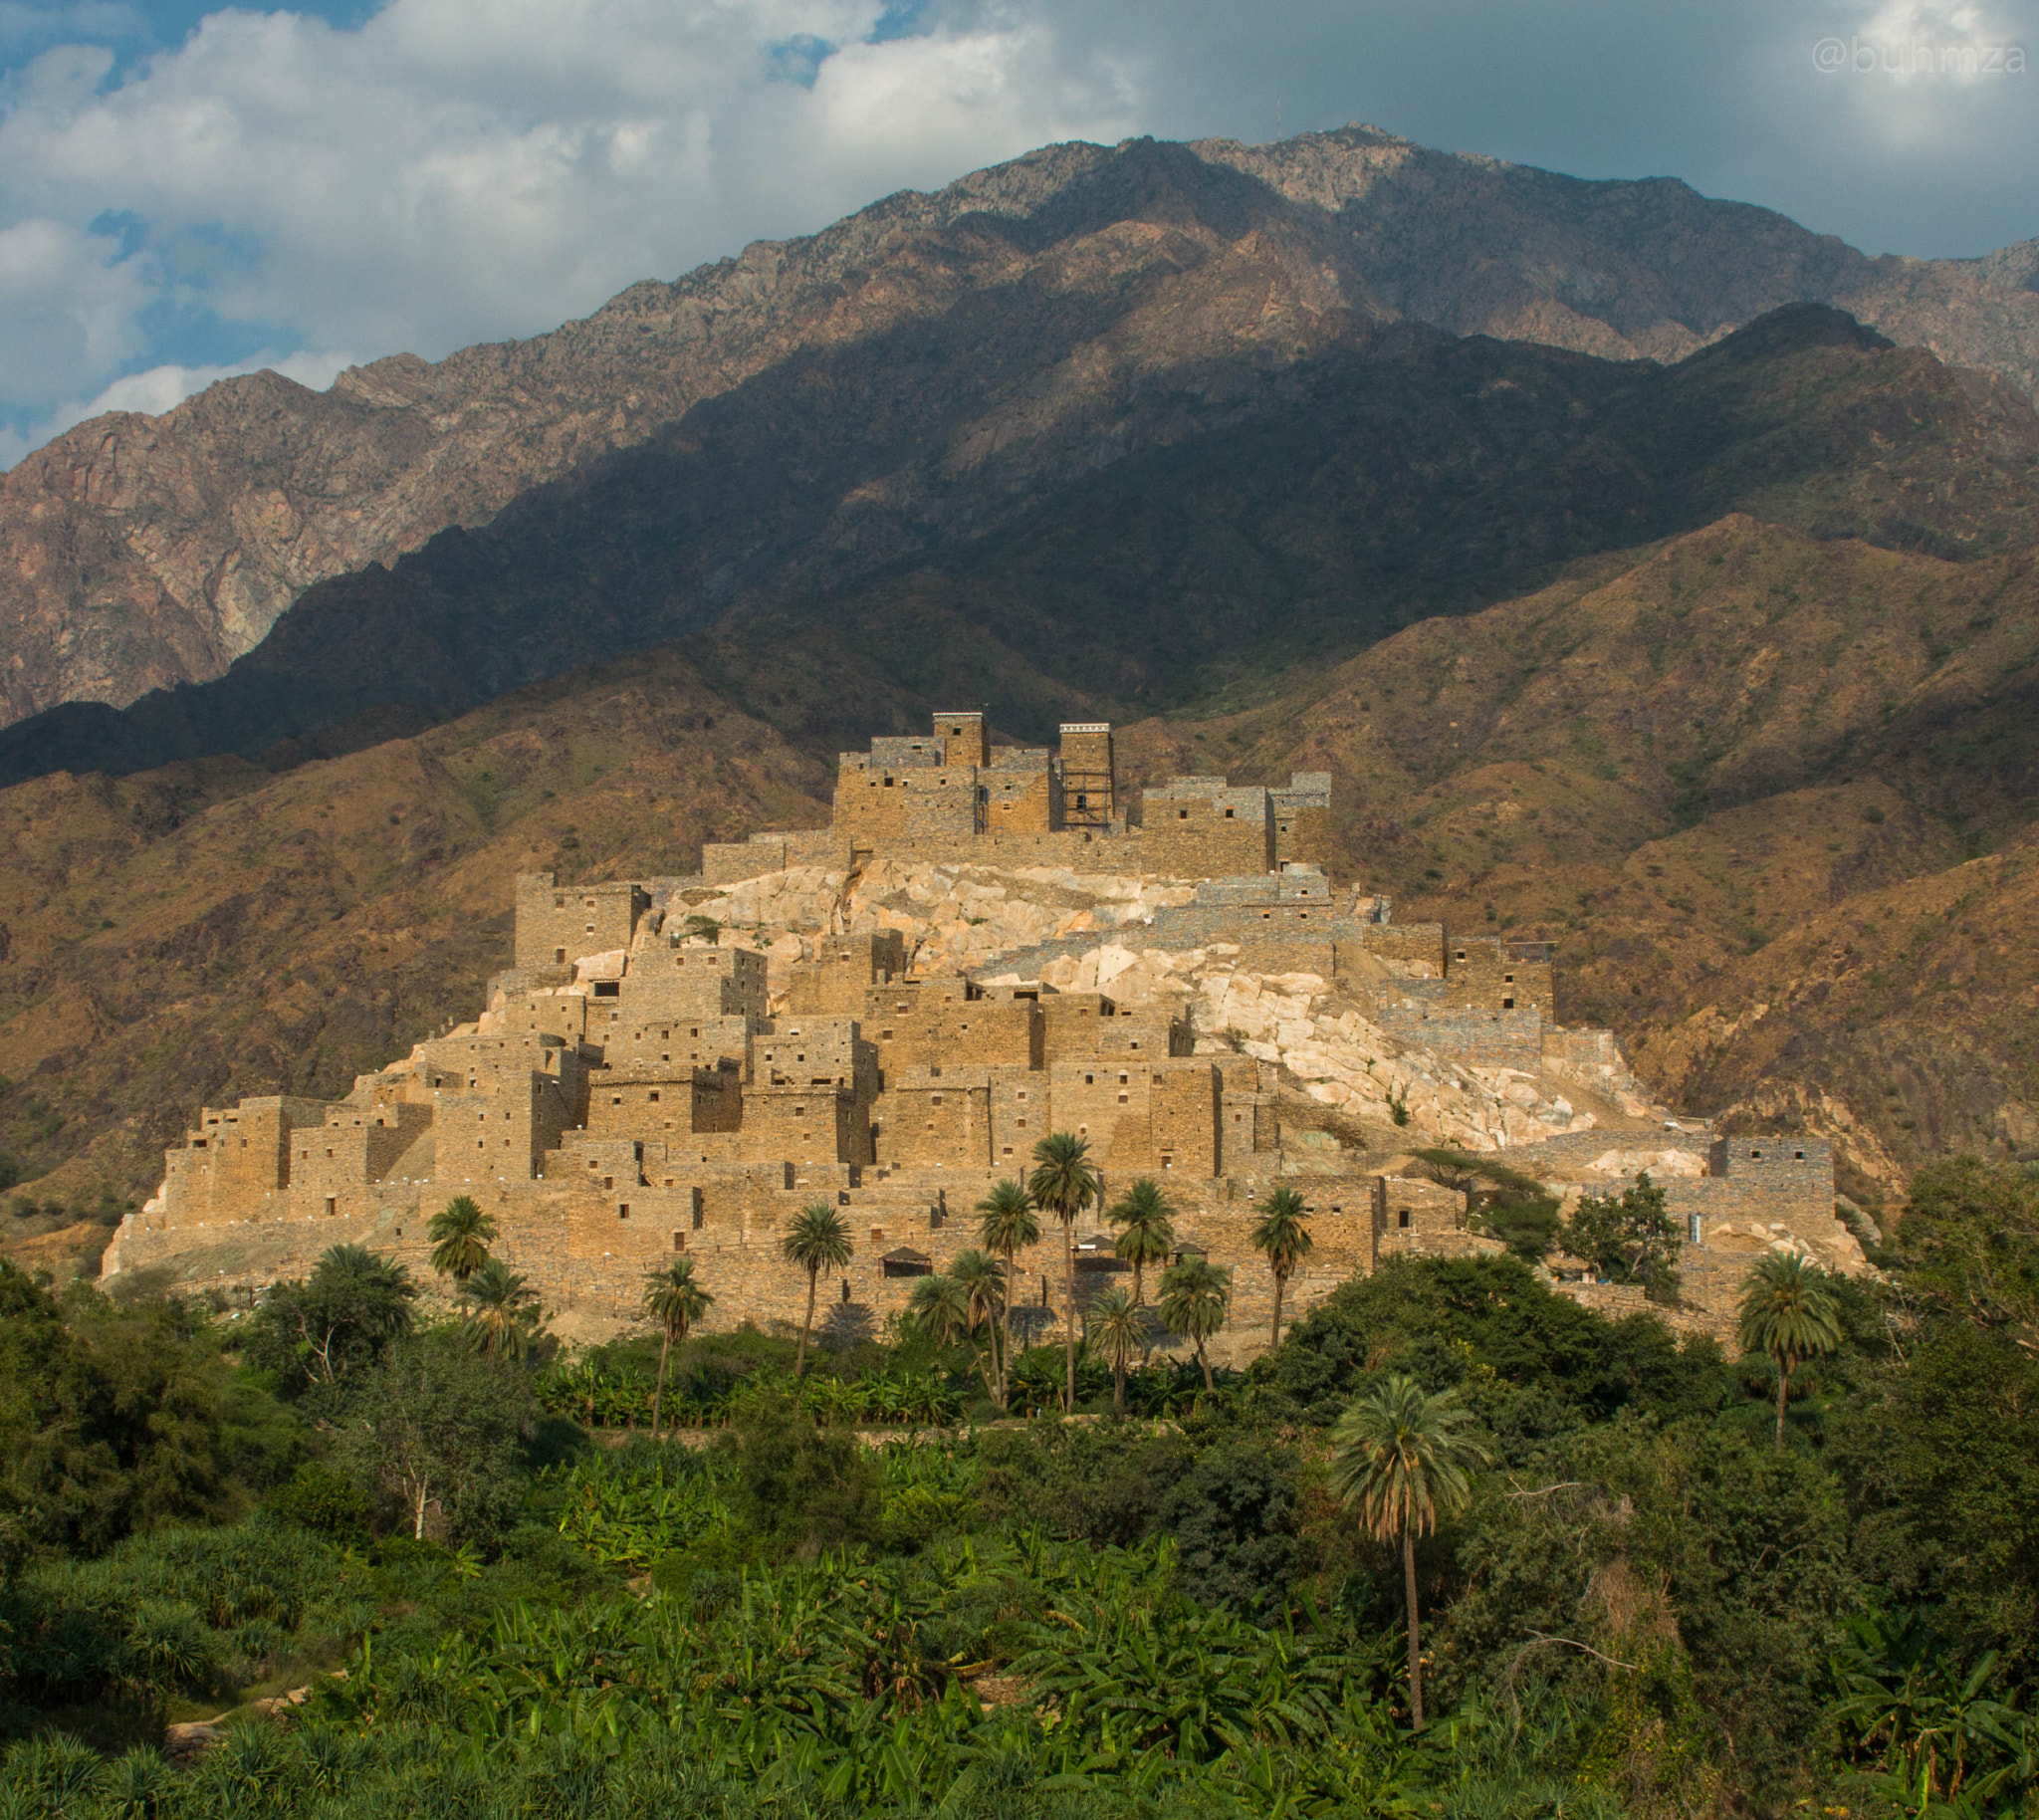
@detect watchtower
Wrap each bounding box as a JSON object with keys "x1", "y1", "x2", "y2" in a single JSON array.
[
  {"x1": 1057, "y1": 723, "x2": 1115, "y2": 828},
  {"x1": 933, "y1": 711, "x2": 990, "y2": 768}
]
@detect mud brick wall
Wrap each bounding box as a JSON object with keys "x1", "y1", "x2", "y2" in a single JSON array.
[
  {"x1": 938, "y1": 1002, "x2": 1043, "y2": 1070},
  {"x1": 615, "y1": 946, "x2": 767, "y2": 1023},
  {"x1": 898, "y1": 769, "x2": 982, "y2": 841},
  {"x1": 1540, "y1": 1026, "x2": 1621, "y2": 1070},
  {"x1": 1049, "y1": 1057, "x2": 1153, "y2": 1169},
  {"x1": 742, "y1": 1084, "x2": 867, "y2": 1166},
  {"x1": 1273, "y1": 802, "x2": 1331, "y2": 870},
  {"x1": 1376, "y1": 1004, "x2": 1545, "y2": 1067},
  {"x1": 786, "y1": 933, "x2": 906, "y2": 1016},
  {"x1": 702, "y1": 828, "x2": 849, "y2": 884},
  {"x1": 1091, "y1": 1011, "x2": 1191, "y2": 1058},
  {"x1": 873, "y1": 1074, "x2": 992, "y2": 1167},
  {"x1": 1443, "y1": 936, "x2": 1554, "y2": 1015},
  {"x1": 702, "y1": 833, "x2": 790, "y2": 884},
  {"x1": 1057, "y1": 723, "x2": 1115, "y2": 824},
  {"x1": 1356, "y1": 922, "x2": 1445, "y2": 971},
  {"x1": 989, "y1": 1068, "x2": 1050, "y2": 1169},
  {"x1": 932, "y1": 712, "x2": 991, "y2": 767},
  {"x1": 755, "y1": 1018, "x2": 872, "y2": 1089},
  {"x1": 1039, "y1": 993, "x2": 1120, "y2": 1060},
  {"x1": 515, "y1": 874, "x2": 649, "y2": 969},
  {"x1": 161, "y1": 1096, "x2": 332, "y2": 1229},
  {"x1": 600, "y1": 1015, "x2": 750, "y2": 1077},
  {"x1": 1139, "y1": 789, "x2": 1275, "y2": 878},
  {"x1": 877, "y1": 828, "x2": 1140, "y2": 871},
  {"x1": 983, "y1": 751, "x2": 1055, "y2": 833},
  {"x1": 1152, "y1": 1060, "x2": 1222, "y2": 1177},
  {"x1": 496, "y1": 990, "x2": 589, "y2": 1045},
  {"x1": 1688, "y1": 1137, "x2": 1837, "y2": 1235},
  {"x1": 584, "y1": 1070, "x2": 716, "y2": 1144}
]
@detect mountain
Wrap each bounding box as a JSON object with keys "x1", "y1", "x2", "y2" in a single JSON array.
[
  {"x1": 4, "y1": 510, "x2": 2036, "y2": 1231},
  {"x1": 6, "y1": 298, "x2": 2038, "y2": 789},
  {"x1": 6, "y1": 123, "x2": 2039, "y2": 730}
]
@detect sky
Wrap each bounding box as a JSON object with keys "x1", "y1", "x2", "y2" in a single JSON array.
[{"x1": 1, "y1": 0, "x2": 2033, "y2": 467}]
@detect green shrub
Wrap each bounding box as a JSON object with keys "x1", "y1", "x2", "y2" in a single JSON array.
[{"x1": 269, "y1": 1461, "x2": 374, "y2": 1547}]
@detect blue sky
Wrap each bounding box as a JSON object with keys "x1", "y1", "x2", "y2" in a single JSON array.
[{"x1": 2, "y1": 0, "x2": 2033, "y2": 466}]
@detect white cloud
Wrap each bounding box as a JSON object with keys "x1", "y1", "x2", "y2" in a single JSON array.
[
  {"x1": 0, "y1": 0, "x2": 1140, "y2": 455},
  {"x1": 0, "y1": 346, "x2": 357, "y2": 468},
  {"x1": 0, "y1": 0, "x2": 2032, "y2": 469}
]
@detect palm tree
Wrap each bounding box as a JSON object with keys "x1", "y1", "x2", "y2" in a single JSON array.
[
  {"x1": 1328, "y1": 1374, "x2": 1488, "y2": 1730},
  {"x1": 461, "y1": 1256, "x2": 537, "y2": 1361},
  {"x1": 1106, "y1": 1177, "x2": 1176, "y2": 1308},
  {"x1": 426, "y1": 1195, "x2": 496, "y2": 1284},
  {"x1": 1738, "y1": 1251, "x2": 1843, "y2": 1452},
  {"x1": 907, "y1": 1272, "x2": 972, "y2": 1350},
  {"x1": 640, "y1": 1258, "x2": 713, "y2": 1441},
  {"x1": 782, "y1": 1202, "x2": 853, "y2": 1376},
  {"x1": 1028, "y1": 1134, "x2": 1104, "y2": 1413},
  {"x1": 1250, "y1": 1187, "x2": 1315, "y2": 1349},
  {"x1": 1088, "y1": 1286, "x2": 1145, "y2": 1414},
  {"x1": 976, "y1": 1180, "x2": 1039, "y2": 1409},
  {"x1": 946, "y1": 1248, "x2": 1008, "y2": 1406},
  {"x1": 1156, "y1": 1254, "x2": 1231, "y2": 1392}
]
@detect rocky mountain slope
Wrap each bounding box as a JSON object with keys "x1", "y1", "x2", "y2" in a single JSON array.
[
  {"x1": 3, "y1": 508, "x2": 2035, "y2": 1237},
  {"x1": 6, "y1": 123, "x2": 2039, "y2": 728},
  {"x1": 7, "y1": 300, "x2": 2037, "y2": 788}
]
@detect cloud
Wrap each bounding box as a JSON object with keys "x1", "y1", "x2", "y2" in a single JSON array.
[
  {"x1": 0, "y1": 346, "x2": 357, "y2": 468},
  {"x1": 0, "y1": 0, "x2": 2032, "y2": 467},
  {"x1": 0, "y1": 0, "x2": 1139, "y2": 450}
]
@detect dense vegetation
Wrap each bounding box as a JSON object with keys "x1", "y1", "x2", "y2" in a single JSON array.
[{"x1": 5, "y1": 1158, "x2": 2039, "y2": 1819}]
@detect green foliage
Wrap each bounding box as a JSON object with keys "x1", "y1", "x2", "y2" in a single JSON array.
[
  {"x1": 335, "y1": 1334, "x2": 536, "y2": 1544},
  {"x1": 1104, "y1": 1177, "x2": 1175, "y2": 1304},
  {"x1": 1248, "y1": 1188, "x2": 1312, "y2": 1346},
  {"x1": 974, "y1": 1421, "x2": 1192, "y2": 1545},
  {"x1": 783, "y1": 1202, "x2": 854, "y2": 1375},
  {"x1": 268, "y1": 1461, "x2": 375, "y2": 1548},
  {"x1": 0, "y1": 1266, "x2": 250, "y2": 1561},
  {"x1": 1156, "y1": 1441, "x2": 1301, "y2": 1619},
  {"x1": 244, "y1": 1244, "x2": 416, "y2": 1401},
  {"x1": 1248, "y1": 1253, "x2": 1723, "y2": 1441},
  {"x1": 721, "y1": 1396, "x2": 880, "y2": 1555},
  {"x1": 424, "y1": 1195, "x2": 494, "y2": 1282},
  {"x1": 1737, "y1": 1251, "x2": 1844, "y2": 1450},
  {"x1": 458, "y1": 1255, "x2": 541, "y2": 1361},
  {"x1": 1158, "y1": 1255, "x2": 1231, "y2": 1390},
  {"x1": 13, "y1": 1206, "x2": 2039, "y2": 1815},
  {"x1": 1564, "y1": 1171, "x2": 1683, "y2": 1301},
  {"x1": 1893, "y1": 1156, "x2": 2039, "y2": 1351},
  {"x1": 1087, "y1": 1287, "x2": 1146, "y2": 1412}
]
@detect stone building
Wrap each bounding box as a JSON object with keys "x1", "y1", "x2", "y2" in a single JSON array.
[
  {"x1": 112, "y1": 707, "x2": 1856, "y2": 1359},
  {"x1": 700, "y1": 712, "x2": 1332, "y2": 881}
]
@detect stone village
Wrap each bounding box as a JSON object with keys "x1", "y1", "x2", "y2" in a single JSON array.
[{"x1": 106, "y1": 713, "x2": 1866, "y2": 1360}]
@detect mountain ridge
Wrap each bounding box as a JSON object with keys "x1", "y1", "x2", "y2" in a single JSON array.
[
  {"x1": 6, "y1": 300, "x2": 2036, "y2": 790},
  {"x1": 7, "y1": 122, "x2": 2039, "y2": 727}
]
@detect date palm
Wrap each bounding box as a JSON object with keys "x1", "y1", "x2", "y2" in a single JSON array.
[
  {"x1": 1738, "y1": 1251, "x2": 1843, "y2": 1452},
  {"x1": 1028, "y1": 1133, "x2": 1104, "y2": 1413},
  {"x1": 1328, "y1": 1373, "x2": 1488, "y2": 1730},
  {"x1": 1156, "y1": 1254, "x2": 1231, "y2": 1392},
  {"x1": 1250, "y1": 1187, "x2": 1314, "y2": 1348},
  {"x1": 461, "y1": 1256, "x2": 537, "y2": 1361},
  {"x1": 976, "y1": 1180, "x2": 1039, "y2": 1409},
  {"x1": 1106, "y1": 1177, "x2": 1176, "y2": 1308},
  {"x1": 426, "y1": 1195, "x2": 495, "y2": 1284},
  {"x1": 1087, "y1": 1285, "x2": 1145, "y2": 1414},
  {"x1": 640, "y1": 1257, "x2": 713, "y2": 1441},
  {"x1": 947, "y1": 1247, "x2": 1008, "y2": 1406},
  {"x1": 782, "y1": 1202, "x2": 853, "y2": 1376},
  {"x1": 907, "y1": 1271, "x2": 972, "y2": 1352}
]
